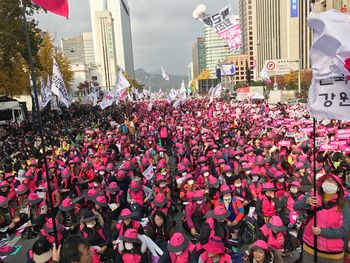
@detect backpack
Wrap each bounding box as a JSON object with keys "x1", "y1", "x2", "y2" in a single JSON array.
[
  {"x1": 241, "y1": 217, "x2": 257, "y2": 244},
  {"x1": 120, "y1": 124, "x2": 129, "y2": 134}
]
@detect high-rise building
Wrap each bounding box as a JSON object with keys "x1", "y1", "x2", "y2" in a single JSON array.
[
  {"x1": 239, "y1": 0, "x2": 257, "y2": 80},
  {"x1": 92, "y1": 11, "x2": 118, "y2": 90},
  {"x1": 314, "y1": 0, "x2": 349, "y2": 11},
  {"x1": 204, "y1": 26, "x2": 230, "y2": 78},
  {"x1": 192, "y1": 37, "x2": 206, "y2": 78},
  {"x1": 90, "y1": 0, "x2": 135, "y2": 77},
  {"x1": 61, "y1": 36, "x2": 85, "y2": 64},
  {"x1": 223, "y1": 54, "x2": 250, "y2": 85},
  {"x1": 82, "y1": 32, "x2": 95, "y2": 64}
]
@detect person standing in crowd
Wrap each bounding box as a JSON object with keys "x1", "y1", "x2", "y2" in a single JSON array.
[{"x1": 294, "y1": 174, "x2": 350, "y2": 263}]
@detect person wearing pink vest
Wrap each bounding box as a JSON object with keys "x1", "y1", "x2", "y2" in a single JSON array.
[
  {"x1": 198, "y1": 236, "x2": 232, "y2": 263},
  {"x1": 117, "y1": 228, "x2": 147, "y2": 263},
  {"x1": 246, "y1": 240, "x2": 283, "y2": 263},
  {"x1": 256, "y1": 182, "x2": 281, "y2": 227},
  {"x1": 294, "y1": 174, "x2": 350, "y2": 263}
]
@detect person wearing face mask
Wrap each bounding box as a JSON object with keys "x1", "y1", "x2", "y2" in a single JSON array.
[
  {"x1": 256, "y1": 183, "x2": 282, "y2": 227},
  {"x1": 89, "y1": 175, "x2": 105, "y2": 193},
  {"x1": 183, "y1": 190, "x2": 209, "y2": 237},
  {"x1": 80, "y1": 211, "x2": 112, "y2": 262},
  {"x1": 179, "y1": 174, "x2": 199, "y2": 202},
  {"x1": 199, "y1": 206, "x2": 231, "y2": 246},
  {"x1": 232, "y1": 175, "x2": 252, "y2": 214},
  {"x1": 153, "y1": 175, "x2": 172, "y2": 200},
  {"x1": 280, "y1": 181, "x2": 305, "y2": 226},
  {"x1": 294, "y1": 174, "x2": 350, "y2": 263},
  {"x1": 272, "y1": 171, "x2": 288, "y2": 199},
  {"x1": 158, "y1": 232, "x2": 198, "y2": 263},
  {"x1": 198, "y1": 236, "x2": 232, "y2": 263},
  {"x1": 117, "y1": 228, "x2": 147, "y2": 263},
  {"x1": 247, "y1": 168, "x2": 264, "y2": 203},
  {"x1": 196, "y1": 166, "x2": 211, "y2": 188},
  {"x1": 212, "y1": 185, "x2": 245, "y2": 240}
]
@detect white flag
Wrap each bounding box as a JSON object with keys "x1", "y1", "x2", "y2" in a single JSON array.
[
  {"x1": 308, "y1": 10, "x2": 350, "y2": 80},
  {"x1": 51, "y1": 96, "x2": 59, "y2": 109},
  {"x1": 99, "y1": 93, "x2": 115, "y2": 110},
  {"x1": 260, "y1": 67, "x2": 272, "y2": 84},
  {"x1": 40, "y1": 77, "x2": 52, "y2": 109},
  {"x1": 307, "y1": 9, "x2": 350, "y2": 120},
  {"x1": 210, "y1": 83, "x2": 222, "y2": 103},
  {"x1": 161, "y1": 67, "x2": 170, "y2": 81},
  {"x1": 51, "y1": 58, "x2": 71, "y2": 108}
]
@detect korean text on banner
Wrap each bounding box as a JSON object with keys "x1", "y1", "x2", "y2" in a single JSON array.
[
  {"x1": 202, "y1": 5, "x2": 242, "y2": 51},
  {"x1": 143, "y1": 165, "x2": 154, "y2": 180}
]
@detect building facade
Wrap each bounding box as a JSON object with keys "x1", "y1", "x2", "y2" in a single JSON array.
[
  {"x1": 61, "y1": 36, "x2": 85, "y2": 64},
  {"x1": 192, "y1": 37, "x2": 206, "y2": 79},
  {"x1": 82, "y1": 32, "x2": 95, "y2": 64},
  {"x1": 223, "y1": 54, "x2": 250, "y2": 85},
  {"x1": 90, "y1": 0, "x2": 135, "y2": 77},
  {"x1": 204, "y1": 26, "x2": 230, "y2": 79},
  {"x1": 92, "y1": 11, "x2": 118, "y2": 90},
  {"x1": 239, "y1": 0, "x2": 257, "y2": 80}
]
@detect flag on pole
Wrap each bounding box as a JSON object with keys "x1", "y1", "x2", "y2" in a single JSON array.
[
  {"x1": 260, "y1": 67, "x2": 272, "y2": 84},
  {"x1": 51, "y1": 58, "x2": 71, "y2": 108},
  {"x1": 31, "y1": 0, "x2": 69, "y2": 18},
  {"x1": 209, "y1": 83, "x2": 222, "y2": 103},
  {"x1": 161, "y1": 67, "x2": 170, "y2": 81},
  {"x1": 40, "y1": 77, "x2": 52, "y2": 109},
  {"x1": 307, "y1": 9, "x2": 350, "y2": 120}
]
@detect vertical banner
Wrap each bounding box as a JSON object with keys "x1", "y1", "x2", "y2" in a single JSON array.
[
  {"x1": 51, "y1": 58, "x2": 71, "y2": 108},
  {"x1": 290, "y1": 0, "x2": 298, "y2": 17},
  {"x1": 201, "y1": 5, "x2": 242, "y2": 51}
]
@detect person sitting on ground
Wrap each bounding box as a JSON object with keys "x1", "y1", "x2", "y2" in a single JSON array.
[{"x1": 245, "y1": 240, "x2": 283, "y2": 263}]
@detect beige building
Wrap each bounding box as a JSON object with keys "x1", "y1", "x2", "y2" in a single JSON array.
[
  {"x1": 223, "y1": 54, "x2": 250, "y2": 85},
  {"x1": 314, "y1": 0, "x2": 349, "y2": 11},
  {"x1": 239, "y1": 0, "x2": 257, "y2": 80}
]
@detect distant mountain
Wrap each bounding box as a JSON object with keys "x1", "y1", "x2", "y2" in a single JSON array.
[{"x1": 135, "y1": 68, "x2": 186, "y2": 93}]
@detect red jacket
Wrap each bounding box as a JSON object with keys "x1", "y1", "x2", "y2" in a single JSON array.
[
  {"x1": 259, "y1": 195, "x2": 277, "y2": 217},
  {"x1": 260, "y1": 224, "x2": 285, "y2": 249},
  {"x1": 185, "y1": 202, "x2": 209, "y2": 229}
]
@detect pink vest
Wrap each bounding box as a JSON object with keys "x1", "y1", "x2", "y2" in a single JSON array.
[
  {"x1": 303, "y1": 201, "x2": 344, "y2": 253},
  {"x1": 122, "y1": 253, "x2": 141, "y2": 263},
  {"x1": 160, "y1": 127, "x2": 168, "y2": 139},
  {"x1": 260, "y1": 195, "x2": 276, "y2": 217},
  {"x1": 260, "y1": 225, "x2": 284, "y2": 249},
  {"x1": 116, "y1": 220, "x2": 140, "y2": 237},
  {"x1": 199, "y1": 252, "x2": 231, "y2": 263},
  {"x1": 129, "y1": 189, "x2": 144, "y2": 206}
]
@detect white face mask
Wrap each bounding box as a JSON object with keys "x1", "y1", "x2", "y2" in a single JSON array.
[
  {"x1": 159, "y1": 182, "x2": 166, "y2": 188},
  {"x1": 316, "y1": 173, "x2": 324, "y2": 180},
  {"x1": 188, "y1": 180, "x2": 194, "y2": 185},
  {"x1": 99, "y1": 171, "x2": 105, "y2": 175},
  {"x1": 86, "y1": 221, "x2": 96, "y2": 228},
  {"x1": 161, "y1": 171, "x2": 167, "y2": 175},
  {"x1": 212, "y1": 149, "x2": 217, "y2": 153},
  {"x1": 203, "y1": 172, "x2": 209, "y2": 177},
  {"x1": 196, "y1": 200, "x2": 203, "y2": 205},
  {"x1": 174, "y1": 251, "x2": 182, "y2": 255},
  {"x1": 322, "y1": 182, "x2": 338, "y2": 194},
  {"x1": 235, "y1": 183, "x2": 242, "y2": 188},
  {"x1": 246, "y1": 171, "x2": 251, "y2": 175},
  {"x1": 160, "y1": 152, "x2": 164, "y2": 157},
  {"x1": 278, "y1": 178, "x2": 285, "y2": 183},
  {"x1": 125, "y1": 243, "x2": 134, "y2": 250},
  {"x1": 252, "y1": 175, "x2": 259, "y2": 182},
  {"x1": 235, "y1": 156, "x2": 240, "y2": 160},
  {"x1": 225, "y1": 144, "x2": 229, "y2": 148},
  {"x1": 93, "y1": 183, "x2": 100, "y2": 187},
  {"x1": 226, "y1": 173, "x2": 232, "y2": 177},
  {"x1": 182, "y1": 172, "x2": 187, "y2": 177},
  {"x1": 290, "y1": 187, "x2": 298, "y2": 194}
]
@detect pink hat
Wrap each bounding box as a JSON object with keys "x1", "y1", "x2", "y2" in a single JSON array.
[
  {"x1": 43, "y1": 218, "x2": 63, "y2": 233},
  {"x1": 202, "y1": 236, "x2": 225, "y2": 254},
  {"x1": 207, "y1": 175, "x2": 219, "y2": 188},
  {"x1": 294, "y1": 162, "x2": 305, "y2": 170},
  {"x1": 208, "y1": 206, "x2": 230, "y2": 220},
  {"x1": 153, "y1": 194, "x2": 168, "y2": 207},
  {"x1": 222, "y1": 165, "x2": 232, "y2": 173},
  {"x1": 81, "y1": 163, "x2": 89, "y2": 169},
  {"x1": 26, "y1": 193, "x2": 43, "y2": 205},
  {"x1": 220, "y1": 185, "x2": 232, "y2": 195},
  {"x1": 255, "y1": 156, "x2": 265, "y2": 165},
  {"x1": 262, "y1": 182, "x2": 275, "y2": 192},
  {"x1": 120, "y1": 229, "x2": 140, "y2": 244},
  {"x1": 106, "y1": 182, "x2": 119, "y2": 192},
  {"x1": 290, "y1": 181, "x2": 301, "y2": 188},
  {"x1": 249, "y1": 240, "x2": 270, "y2": 251},
  {"x1": 317, "y1": 173, "x2": 345, "y2": 193},
  {"x1": 130, "y1": 180, "x2": 142, "y2": 192},
  {"x1": 59, "y1": 198, "x2": 74, "y2": 212},
  {"x1": 177, "y1": 163, "x2": 186, "y2": 173},
  {"x1": 200, "y1": 166, "x2": 210, "y2": 174},
  {"x1": 0, "y1": 181, "x2": 9, "y2": 188},
  {"x1": 16, "y1": 184, "x2": 29, "y2": 195},
  {"x1": 61, "y1": 167, "x2": 71, "y2": 179},
  {"x1": 93, "y1": 195, "x2": 108, "y2": 207},
  {"x1": 191, "y1": 190, "x2": 206, "y2": 201},
  {"x1": 84, "y1": 189, "x2": 97, "y2": 200},
  {"x1": 266, "y1": 215, "x2": 287, "y2": 232},
  {"x1": 141, "y1": 158, "x2": 150, "y2": 167},
  {"x1": 168, "y1": 232, "x2": 189, "y2": 252},
  {"x1": 0, "y1": 196, "x2": 9, "y2": 207},
  {"x1": 106, "y1": 163, "x2": 114, "y2": 171},
  {"x1": 116, "y1": 170, "x2": 127, "y2": 181},
  {"x1": 118, "y1": 208, "x2": 132, "y2": 220}
]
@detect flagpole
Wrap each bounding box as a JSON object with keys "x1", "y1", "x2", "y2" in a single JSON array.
[
  {"x1": 20, "y1": 0, "x2": 59, "y2": 245},
  {"x1": 313, "y1": 117, "x2": 318, "y2": 263}
]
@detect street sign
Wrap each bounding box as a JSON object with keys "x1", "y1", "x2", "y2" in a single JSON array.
[{"x1": 264, "y1": 59, "x2": 290, "y2": 75}]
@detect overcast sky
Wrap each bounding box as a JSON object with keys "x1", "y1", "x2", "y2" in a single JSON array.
[{"x1": 35, "y1": 0, "x2": 238, "y2": 76}]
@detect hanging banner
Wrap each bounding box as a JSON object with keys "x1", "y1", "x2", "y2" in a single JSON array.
[
  {"x1": 307, "y1": 76, "x2": 350, "y2": 121},
  {"x1": 201, "y1": 5, "x2": 242, "y2": 51}
]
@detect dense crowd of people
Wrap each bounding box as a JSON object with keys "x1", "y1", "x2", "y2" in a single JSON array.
[{"x1": 0, "y1": 99, "x2": 349, "y2": 263}]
